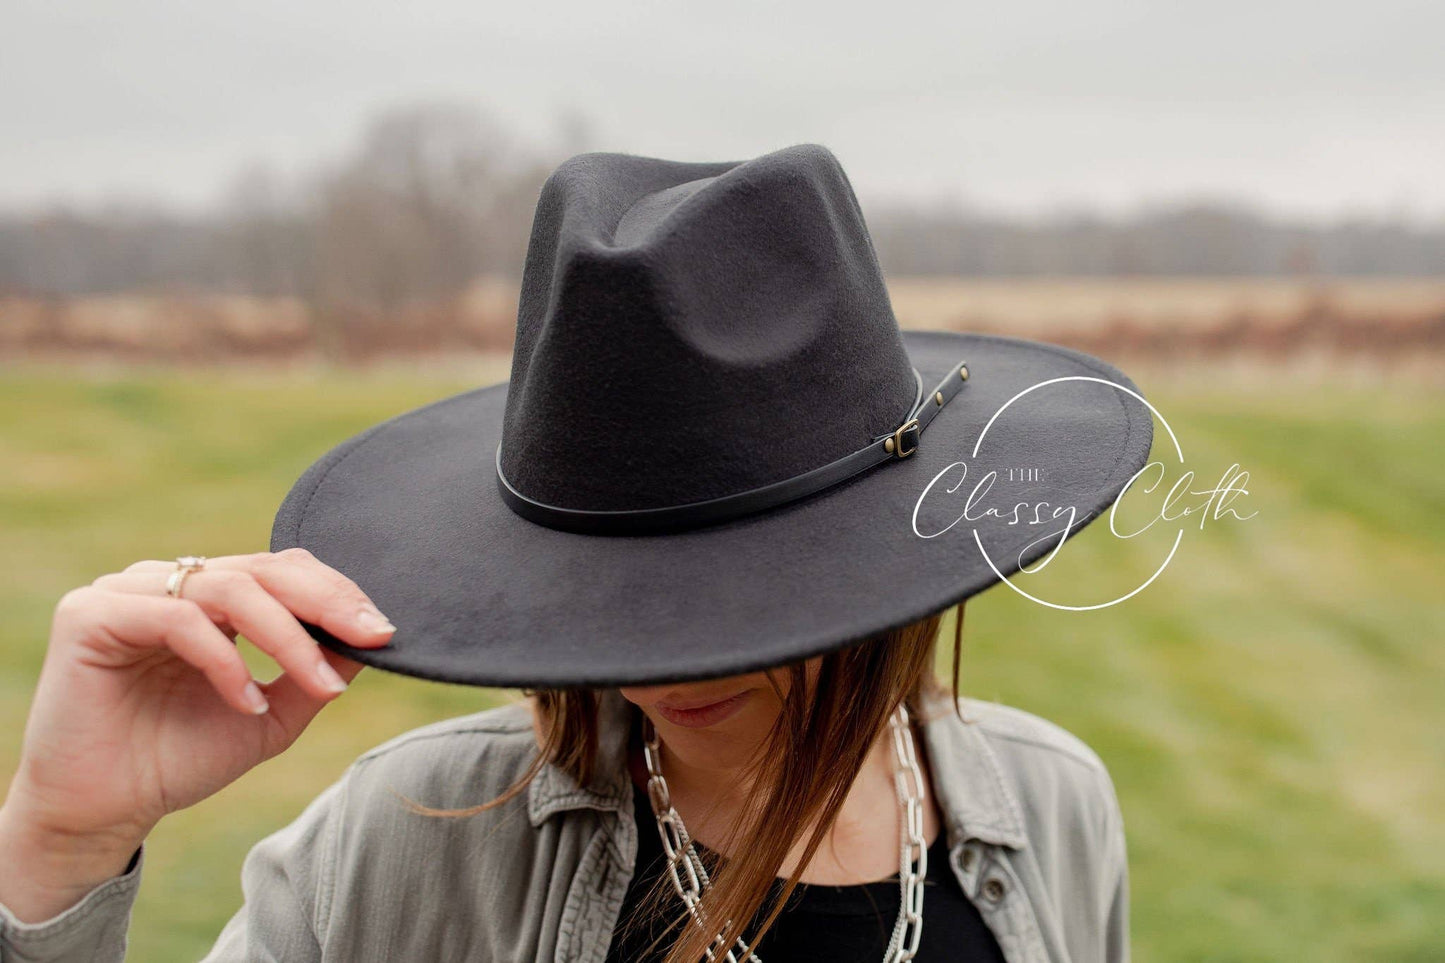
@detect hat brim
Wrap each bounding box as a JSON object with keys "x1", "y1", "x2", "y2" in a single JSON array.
[{"x1": 271, "y1": 330, "x2": 1153, "y2": 688}]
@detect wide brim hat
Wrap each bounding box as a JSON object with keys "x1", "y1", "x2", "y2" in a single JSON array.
[{"x1": 271, "y1": 144, "x2": 1154, "y2": 688}]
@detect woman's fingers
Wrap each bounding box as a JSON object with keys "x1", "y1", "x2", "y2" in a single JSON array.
[
  {"x1": 112, "y1": 563, "x2": 242, "y2": 639},
  {"x1": 56, "y1": 587, "x2": 269, "y2": 715},
  {"x1": 242, "y1": 548, "x2": 396, "y2": 646},
  {"x1": 256, "y1": 648, "x2": 369, "y2": 755},
  {"x1": 93, "y1": 568, "x2": 354, "y2": 701},
  {"x1": 121, "y1": 550, "x2": 396, "y2": 650}
]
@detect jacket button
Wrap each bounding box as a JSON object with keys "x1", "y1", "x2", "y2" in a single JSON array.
[
  {"x1": 982, "y1": 878, "x2": 1007, "y2": 902},
  {"x1": 960, "y1": 848, "x2": 976, "y2": 871}
]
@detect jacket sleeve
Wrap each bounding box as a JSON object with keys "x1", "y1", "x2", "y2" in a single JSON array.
[
  {"x1": 0, "y1": 773, "x2": 348, "y2": 963},
  {"x1": 198, "y1": 774, "x2": 349, "y2": 962},
  {"x1": 0, "y1": 847, "x2": 144, "y2": 963},
  {"x1": 1100, "y1": 769, "x2": 1131, "y2": 963}
]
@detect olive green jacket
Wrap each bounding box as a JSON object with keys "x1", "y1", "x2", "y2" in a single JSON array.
[{"x1": 0, "y1": 688, "x2": 1129, "y2": 962}]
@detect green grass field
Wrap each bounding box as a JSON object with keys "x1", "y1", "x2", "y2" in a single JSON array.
[{"x1": 1, "y1": 360, "x2": 1441, "y2": 961}]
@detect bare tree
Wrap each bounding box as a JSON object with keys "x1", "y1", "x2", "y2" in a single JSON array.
[{"x1": 304, "y1": 102, "x2": 550, "y2": 355}]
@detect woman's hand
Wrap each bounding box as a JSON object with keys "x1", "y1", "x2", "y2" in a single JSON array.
[{"x1": 0, "y1": 547, "x2": 396, "y2": 922}]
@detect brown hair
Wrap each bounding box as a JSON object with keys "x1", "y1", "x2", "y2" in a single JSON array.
[{"x1": 406, "y1": 601, "x2": 968, "y2": 963}]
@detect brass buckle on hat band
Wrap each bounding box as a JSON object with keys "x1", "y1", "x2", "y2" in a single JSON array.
[
  {"x1": 887, "y1": 418, "x2": 920, "y2": 458},
  {"x1": 881, "y1": 358, "x2": 968, "y2": 459},
  {"x1": 495, "y1": 358, "x2": 971, "y2": 535}
]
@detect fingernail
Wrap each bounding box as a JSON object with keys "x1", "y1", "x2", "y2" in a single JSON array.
[
  {"x1": 243, "y1": 682, "x2": 270, "y2": 714},
  {"x1": 356, "y1": 606, "x2": 396, "y2": 636},
  {"x1": 316, "y1": 660, "x2": 348, "y2": 694}
]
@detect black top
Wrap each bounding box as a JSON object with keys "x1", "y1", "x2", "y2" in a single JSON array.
[{"x1": 605, "y1": 779, "x2": 1007, "y2": 963}]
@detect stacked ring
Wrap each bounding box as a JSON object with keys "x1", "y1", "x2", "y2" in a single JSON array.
[{"x1": 165, "y1": 555, "x2": 208, "y2": 599}]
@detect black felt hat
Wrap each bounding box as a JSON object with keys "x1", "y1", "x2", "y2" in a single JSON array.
[{"x1": 271, "y1": 143, "x2": 1154, "y2": 688}]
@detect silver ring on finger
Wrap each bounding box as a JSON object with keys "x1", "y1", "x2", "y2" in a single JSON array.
[{"x1": 165, "y1": 555, "x2": 208, "y2": 599}]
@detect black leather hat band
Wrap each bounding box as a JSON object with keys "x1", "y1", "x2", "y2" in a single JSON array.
[{"x1": 495, "y1": 357, "x2": 971, "y2": 536}]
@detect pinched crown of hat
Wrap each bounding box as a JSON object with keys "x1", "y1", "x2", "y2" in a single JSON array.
[{"x1": 495, "y1": 143, "x2": 968, "y2": 534}]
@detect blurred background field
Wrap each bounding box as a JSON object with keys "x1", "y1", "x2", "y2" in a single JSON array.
[
  {"x1": 1, "y1": 352, "x2": 1441, "y2": 962},
  {"x1": 6, "y1": 277, "x2": 1445, "y2": 376}
]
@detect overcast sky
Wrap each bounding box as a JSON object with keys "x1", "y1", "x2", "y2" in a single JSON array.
[{"x1": 4, "y1": 0, "x2": 1442, "y2": 220}]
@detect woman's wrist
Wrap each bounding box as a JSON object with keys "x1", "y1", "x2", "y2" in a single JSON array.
[{"x1": 0, "y1": 795, "x2": 149, "y2": 924}]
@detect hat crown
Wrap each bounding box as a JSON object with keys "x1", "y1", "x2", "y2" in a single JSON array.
[{"x1": 498, "y1": 143, "x2": 918, "y2": 513}]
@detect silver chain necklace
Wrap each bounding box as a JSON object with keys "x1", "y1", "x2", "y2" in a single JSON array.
[{"x1": 641, "y1": 703, "x2": 928, "y2": 963}]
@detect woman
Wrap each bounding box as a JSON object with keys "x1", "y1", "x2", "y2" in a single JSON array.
[{"x1": 0, "y1": 144, "x2": 1150, "y2": 962}]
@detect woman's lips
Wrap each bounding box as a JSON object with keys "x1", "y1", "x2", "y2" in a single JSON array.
[{"x1": 655, "y1": 691, "x2": 751, "y2": 729}]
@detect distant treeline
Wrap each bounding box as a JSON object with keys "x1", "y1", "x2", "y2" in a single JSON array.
[
  {"x1": 1, "y1": 104, "x2": 1441, "y2": 304},
  {"x1": 0, "y1": 104, "x2": 556, "y2": 307},
  {"x1": 868, "y1": 206, "x2": 1445, "y2": 278}
]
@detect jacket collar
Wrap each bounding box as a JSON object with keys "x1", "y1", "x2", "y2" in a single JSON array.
[{"x1": 527, "y1": 686, "x2": 1028, "y2": 851}]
